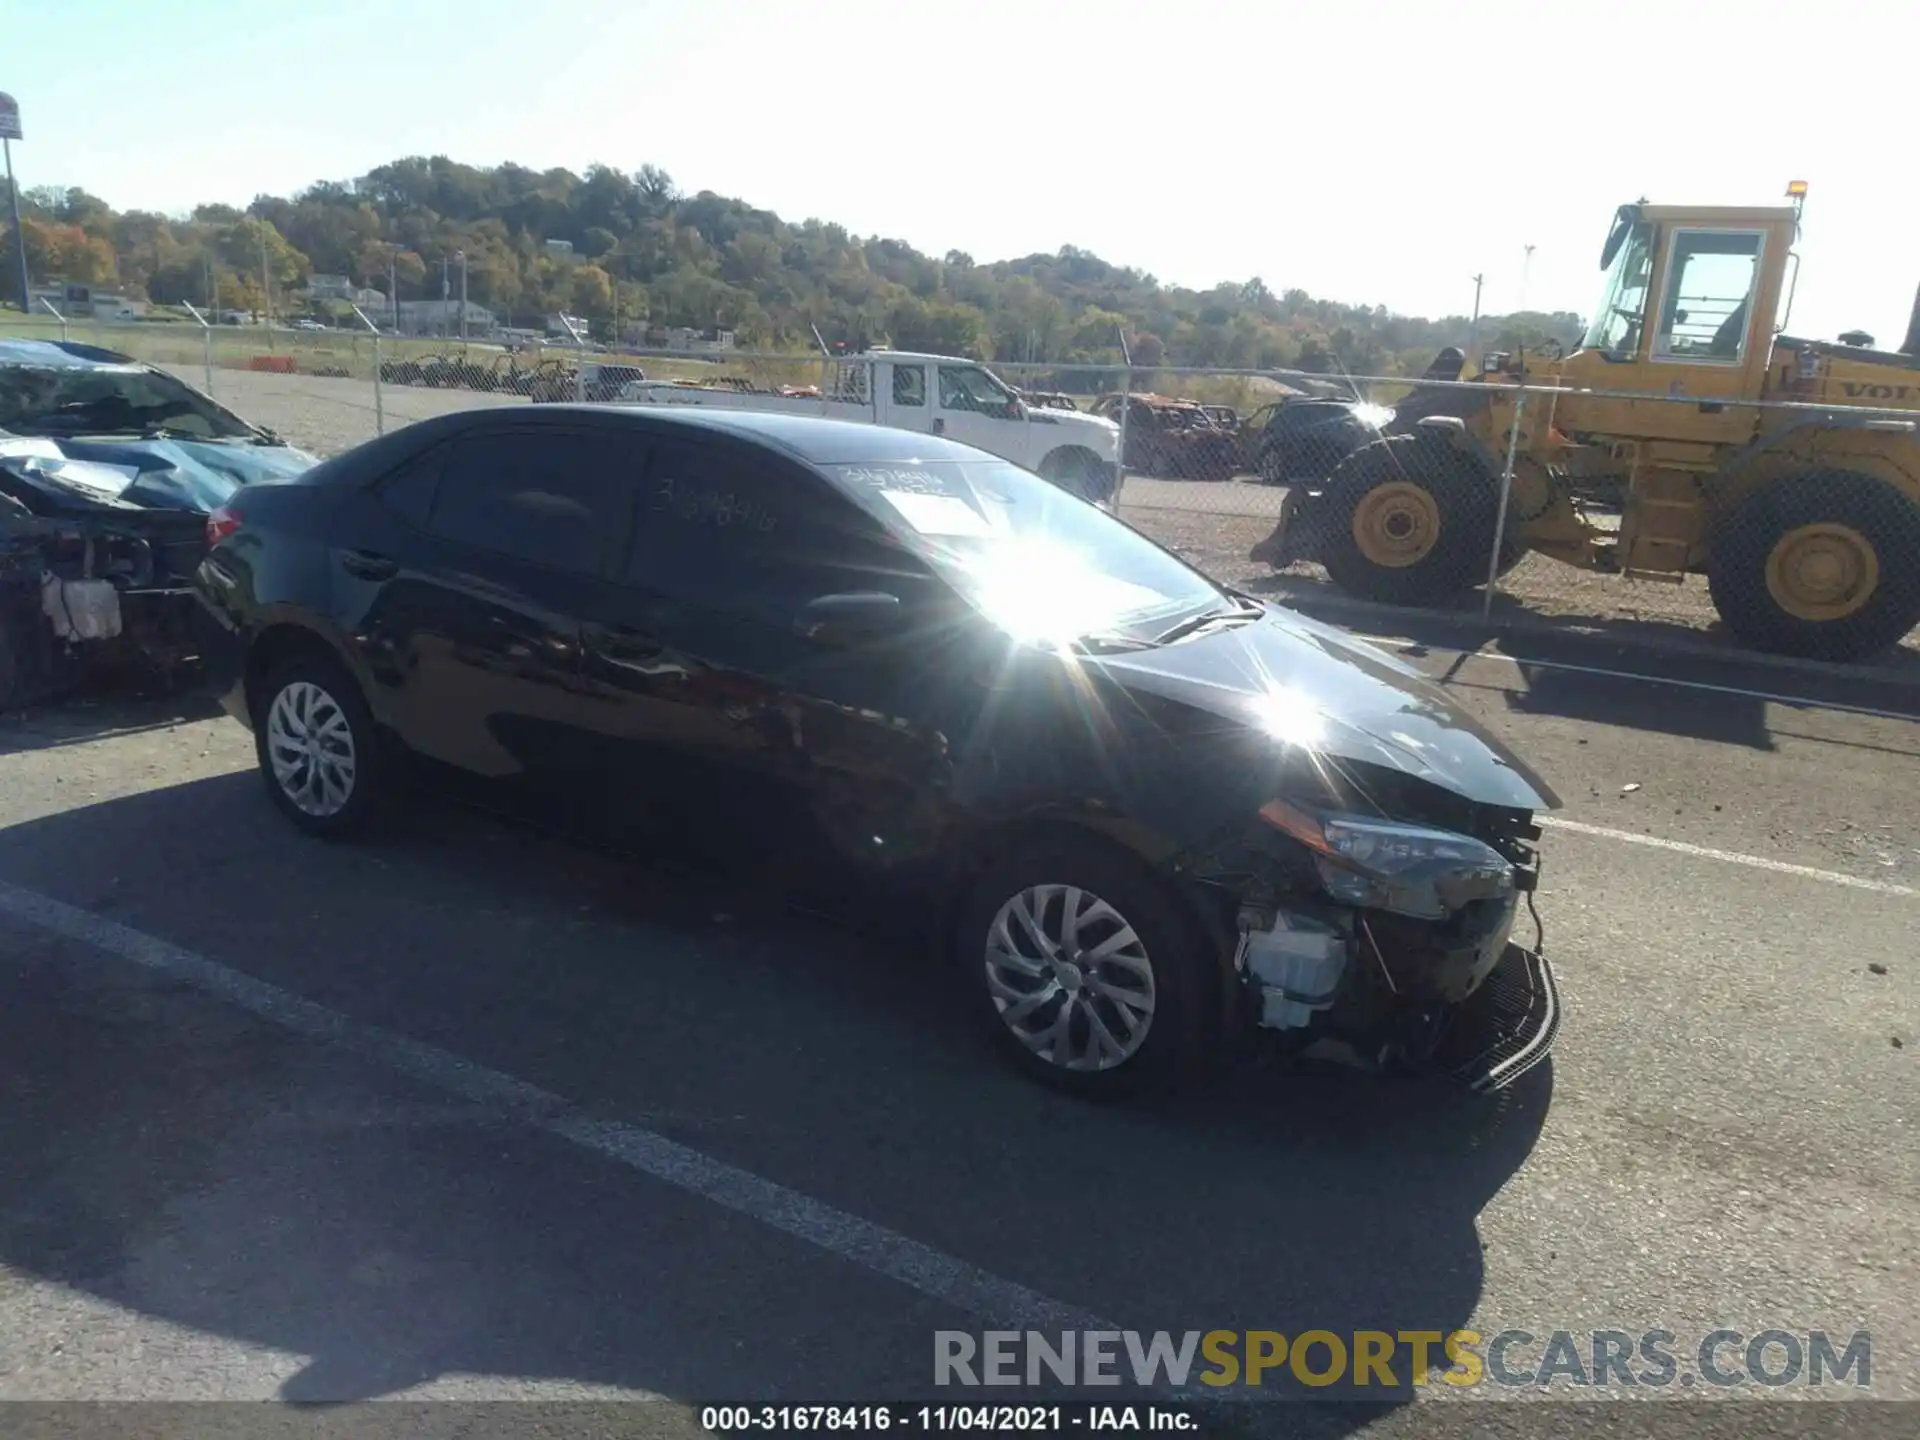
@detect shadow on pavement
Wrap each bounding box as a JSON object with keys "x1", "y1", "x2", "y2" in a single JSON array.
[
  {"x1": 1245, "y1": 571, "x2": 1920, "y2": 681},
  {"x1": 1489, "y1": 658, "x2": 1773, "y2": 750},
  {"x1": 0, "y1": 771, "x2": 1551, "y2": 1415},
  {"x1": 1242, "y1": 583, "x2": 1920, "y2": 751},
  {"x1": 0, "y1": 688, "x2": 227, "y2": 757}
]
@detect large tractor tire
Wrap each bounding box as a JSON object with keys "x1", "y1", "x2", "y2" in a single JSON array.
[
  {"x1": 1706, "y1": 472, "x2": 1920, "y2": 661},
  {"x1": 1313, "y1": 434, "x2": 1501, "y2": 606}
]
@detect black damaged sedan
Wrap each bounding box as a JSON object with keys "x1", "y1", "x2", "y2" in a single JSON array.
[{"x1": 193, "y1": 406, "x2": 1561, "y2": 1097}]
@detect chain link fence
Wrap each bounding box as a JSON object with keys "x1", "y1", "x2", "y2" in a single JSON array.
[{"x1": 5, "y1": 309, "x2": 1916, "y2": 663}]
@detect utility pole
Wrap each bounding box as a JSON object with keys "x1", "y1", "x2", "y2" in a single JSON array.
[
  {"x1": 457, "y1": 249, "x2": 467, "y2": 342},
  {"x1": 260, "y1": 230, "x2": 273, "y2": 344},
  {"x1": 440, "y1": 255, "x2": 450, "y2": 339},
  {"x1": 1467, "y1": 273, "x2": 1484, "y2": 364},
  {"x1": 1, "y1": 94, "x2": 28, "y2": 314},
  {"x1": 1519, "y1": 244, "x2": 1536, "y2": 311},
  {"x1": 389, "y1": 249, "x2": 398, "y2": 332}
]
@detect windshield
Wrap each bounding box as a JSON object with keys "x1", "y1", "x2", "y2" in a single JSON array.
[
  {"x1": 1581, "y1": 220, "x2": 1655, "y2": 356},
  {"x1": 0, "y1": 364, "x2": 261, "y2": 441},
  {"x1": 827, "y1": 458, "x2": 1227, "y2": 647}
]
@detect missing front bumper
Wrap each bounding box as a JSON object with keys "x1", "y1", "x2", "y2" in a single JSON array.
[{"x1": 1426, "y1": 944, "x2": 1561, "y2": 1093}]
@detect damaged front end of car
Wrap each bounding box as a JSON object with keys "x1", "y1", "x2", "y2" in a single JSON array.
[
  {"x1": 0, "y1": 341, "x2": 320, "y2": 709},
  {"x1": 1, "y1": 461, "x2": 213, "y2": 708},
  {"x1": 1179, "y1": 777, "x2": 1558, "y2": 1094}
]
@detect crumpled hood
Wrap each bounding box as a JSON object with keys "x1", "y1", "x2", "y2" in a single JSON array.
[
  {"x1": 0, "y1": 434, "x2": 320, "y2": 515},
  {"x1": 1098, "y1": 604, "x2": 1560, "y2": 812}
]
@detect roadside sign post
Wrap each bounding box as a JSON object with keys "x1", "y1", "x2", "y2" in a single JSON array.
[
  {"x1": 0, "y1": 93, "x2": 29, "y2": 315},
  {"x1": 180, "y1": 301, "x2": 216, "y2": 397},
  {"x1": 36, "y1": 295, "x2": 66, "y2": 342},
  {"x1": 1112, "y1": 323, "x2": 1133, "y2": 513},
  {"x1": 1482, "y1": 389, "x2": 1529, "y2": 621},
  {"x1": 352, "y1": 304, "x2": 385, "y2": 435}
]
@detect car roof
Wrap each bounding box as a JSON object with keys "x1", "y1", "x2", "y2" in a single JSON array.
[
  {"x1": 0, "y1": 338, "x2": 144, "y2": 371},
  {"x1": 526, "y1": 404, "x2": 1001, "y2": 467}
]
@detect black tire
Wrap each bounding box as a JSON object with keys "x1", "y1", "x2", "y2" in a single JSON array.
[
  {"x1": 1038, "y1": 448, "x2": 1111, "y2": 506},
  {"x1": 1496, "y1": 531, "x2": 1531, "y2": 579},
  {"x1": 1314, "y1": 434, "x2": 1498, "y2": 605},
  {"x1": 1706, "y1": 473, "x2": 1920, "y2": 661},
  {"x1": 1257, "y1": 445, "x2": 1287, "y2": 486},
  {"x1": 252, "y1": 650, "x2": 389, "y2": 839},
  {"x1": 955, "y1": 833, "x2": 1222, "y2": 1098},
  {"x1": 0, "y1": 617, "x2": 19, "y2": 714}
]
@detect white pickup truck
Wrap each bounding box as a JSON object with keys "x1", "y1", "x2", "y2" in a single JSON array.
[{"x1": 615, "y1": 350, "x2": 1123, "y2": 505}]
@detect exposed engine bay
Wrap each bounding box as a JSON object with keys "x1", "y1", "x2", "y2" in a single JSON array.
[
  {"x1": 1181, "y1": 771, "x2": 1558, "y2": 1093},
  {"x1": 0, "y1": 340, "x2": 319, "y2": 709}
]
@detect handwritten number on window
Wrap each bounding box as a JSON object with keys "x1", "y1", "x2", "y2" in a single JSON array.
[{"x1": 652, "y1": 476, "x2": 777, "y2": 532}]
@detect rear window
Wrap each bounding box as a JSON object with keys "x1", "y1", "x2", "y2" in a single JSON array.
[
  {"x1": 428, "y1": 429, "x2": 632, "y2": 574},
  {"x1": 375, "y1": 446, "x2": 445, "y2": 528}
]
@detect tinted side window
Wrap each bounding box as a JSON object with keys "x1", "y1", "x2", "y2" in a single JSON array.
[
  {"x1": 374, "y1": 444, "x2": 445, "y2": 529},
  {"x1": 626, "y1": 440, "x2": 933, "y2": 620},
  {"x1": 429, "y1": 429, "x2": 633, "y2": 573}
]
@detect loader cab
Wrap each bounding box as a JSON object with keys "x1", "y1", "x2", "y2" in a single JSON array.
[{"x1": 1570, "y1": 202, "x2": 1798, "y2": 441}]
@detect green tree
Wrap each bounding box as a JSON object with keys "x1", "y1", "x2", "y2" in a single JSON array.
[
  {"x1": 217, "y1": 217, "x2": 306, "y2": 290},
  {"x1": 6, "y1": 149, "x2": 1585, "y2": 371}
]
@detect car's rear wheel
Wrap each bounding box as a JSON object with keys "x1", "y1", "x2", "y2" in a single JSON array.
[
  {"x1": 254, "y1": 653, "x2": 386, "y2": 839},
  {"x1": 957, "y1": 835, "x2": 1219, "y2": 1097}
]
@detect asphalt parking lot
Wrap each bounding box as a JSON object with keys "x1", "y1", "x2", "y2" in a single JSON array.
[{"x1": 2, "y1": 608, "x2": 1914, "y2": 1437}]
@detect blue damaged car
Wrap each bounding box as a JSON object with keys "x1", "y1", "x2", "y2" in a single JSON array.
[{"x1": 0, "y1": 339, "x2": 320, "y2": 706}]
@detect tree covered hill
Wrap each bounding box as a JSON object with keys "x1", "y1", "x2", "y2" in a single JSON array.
[{"x1": 7, "y1": 155, "x2": 1581, "y2": 374}]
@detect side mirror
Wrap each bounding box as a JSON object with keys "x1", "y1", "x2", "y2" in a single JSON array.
[{"x1": 794, "y1": 591, "x2": 903, "y2": 648}]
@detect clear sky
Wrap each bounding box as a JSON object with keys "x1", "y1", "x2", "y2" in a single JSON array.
[{"x1": 5, "y1": 0, "x2": 1916, "y2": 344}]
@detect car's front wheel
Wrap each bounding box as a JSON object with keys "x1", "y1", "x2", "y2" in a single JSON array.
[
  {"x1": 958, "y1": 836, "x2": 1220, "y2": 1097},
  {"x1": 254, "y1": 653, "x2": 386, "y2": 839}
]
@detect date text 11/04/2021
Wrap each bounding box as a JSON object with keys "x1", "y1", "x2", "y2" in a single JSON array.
[{"x1": 702, "y1": 1406, "x2": 1195, "y2": 1432}]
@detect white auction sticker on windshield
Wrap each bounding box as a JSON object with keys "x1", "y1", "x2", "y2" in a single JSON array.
[{"x1": 879, "y1": 490, "x2": 997, "y2": 537}]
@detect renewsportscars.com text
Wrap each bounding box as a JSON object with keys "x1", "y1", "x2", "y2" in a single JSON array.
[{"x1": 934, "y1": 1328, "x2": 1873, "y2": 1391}]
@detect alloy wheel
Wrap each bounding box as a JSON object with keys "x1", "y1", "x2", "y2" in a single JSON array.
[
  {"x1": 265, "y1": 680, "x2": 358, "y2": 818},
  {"x1": 983, "y1": 883, "x2": 1156, "y2": 1071}
]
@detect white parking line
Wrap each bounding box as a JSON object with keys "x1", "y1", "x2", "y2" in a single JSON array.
[
  {"x1": 1349, "y1": 636, "x2": 1920, "y2": 723},
  {"x1": 1537, "y1": 816, "x2": 1917, "y2": 897},
  {"x1": 0, "y1": 880, "x2": 1118, "y2": 1335}
]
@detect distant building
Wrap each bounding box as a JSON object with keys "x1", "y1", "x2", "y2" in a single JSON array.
[
  {"x1": 650, "y1": 326, "x2": 736, "y2": 353},
  {"x1": 544, "y1": 239, "x2": 575, "y2": 258},
  {"x1": 307, "y1": 274, "x2": 355, "y2": 301},
  {"x1": 30, "y1": 283, "x2": 148, "y2": 320},
  {"x1": 394, "y1": 299, "x2": 497, "y2": 336},
  {"x1": 545, "y1": 313, "x2": 590, "y2": 340}
]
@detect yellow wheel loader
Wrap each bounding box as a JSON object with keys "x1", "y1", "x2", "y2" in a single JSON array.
[{"x1": 1251, "y1": 187, "x2": 1920, "y2": 661}]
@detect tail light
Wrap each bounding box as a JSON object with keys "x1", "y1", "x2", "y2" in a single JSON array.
[{"x1": 206, "y1": 506, "x2": 243, "y2": 547}]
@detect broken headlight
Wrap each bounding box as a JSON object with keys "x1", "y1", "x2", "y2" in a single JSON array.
[{"x1": 1257, "y1": 798, "x2": 1514, "y2": 920}]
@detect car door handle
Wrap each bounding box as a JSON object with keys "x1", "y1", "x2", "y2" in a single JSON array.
[
  {"x1": 339, "y1": 549, "x2": 398, "y2": 581},
  {"x1": 584, "y1": 622, "x2": 664, "y2": 660}
]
